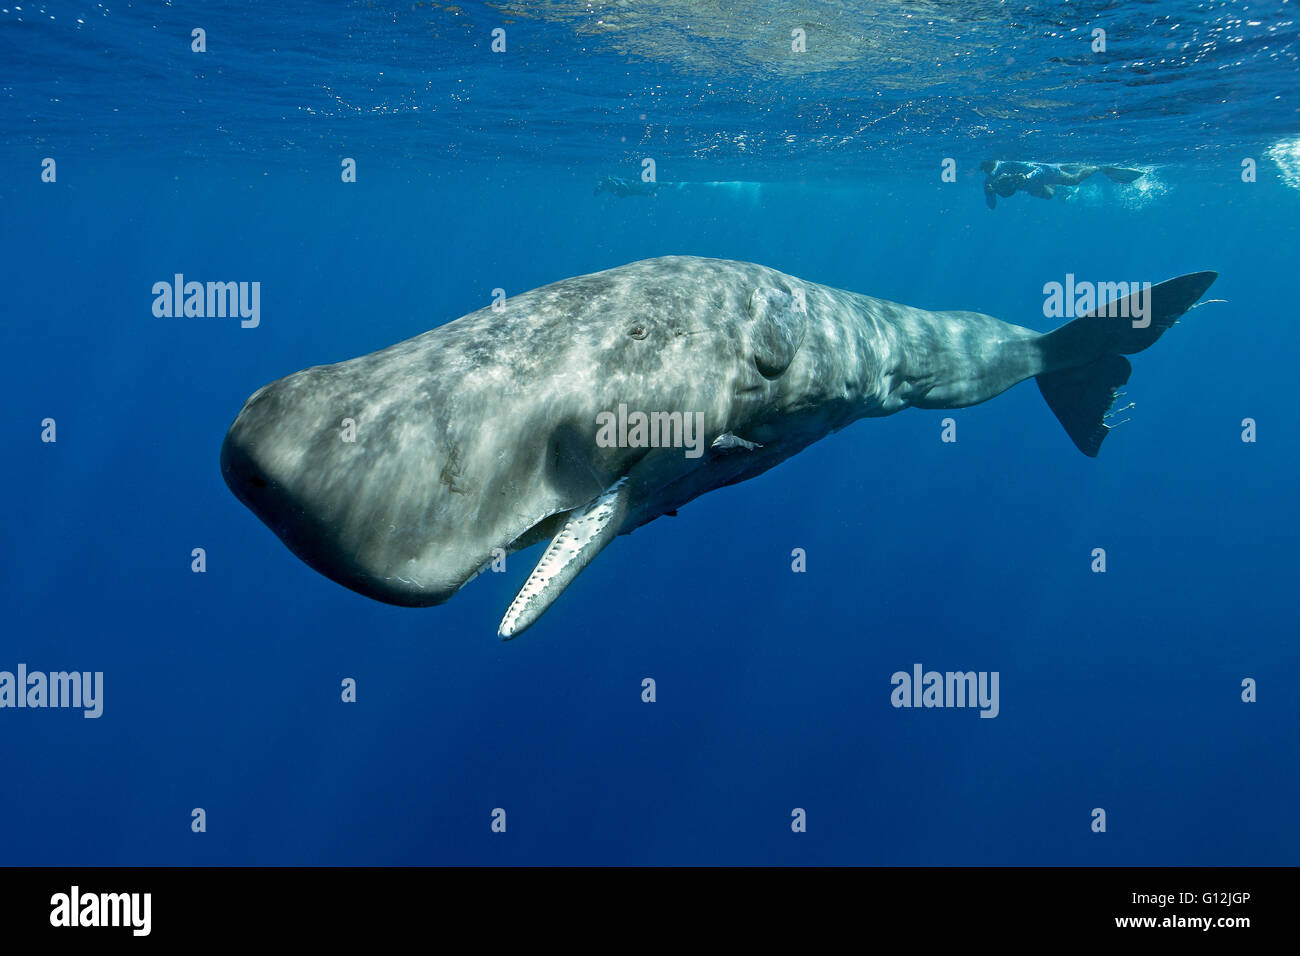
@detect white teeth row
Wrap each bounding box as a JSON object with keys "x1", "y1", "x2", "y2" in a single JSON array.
[{"x1": 497, "y1": 478, "x2": 627, "y2": 638}]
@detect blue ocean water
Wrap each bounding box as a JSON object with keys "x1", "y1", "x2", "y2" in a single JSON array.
[{"x1": 2, "y1": 1, "x2": 1298, "y2": 865}]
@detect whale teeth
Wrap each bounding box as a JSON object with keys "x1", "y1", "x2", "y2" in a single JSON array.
[{"x1": 498, "y1": 478, "x2": 629, "y2": 640}]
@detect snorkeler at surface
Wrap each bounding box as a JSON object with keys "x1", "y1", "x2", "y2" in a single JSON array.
[
  {"x1": 594, "y1": 175, "x2": 662, "y2": 198},
  {"x1": 593, "y1": 176, "x2": 768, "y2": 201},
  {"x1": 593, "y1": 176, "x2": 699, "y2": 198},
  {"x1": 980, "y1": 160, "x2": 1145, "y2": 208}
]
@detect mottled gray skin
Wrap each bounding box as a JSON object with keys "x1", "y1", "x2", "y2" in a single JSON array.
[{"x1": 221, "y1": 255, "x2": 1049, "y2": 617}]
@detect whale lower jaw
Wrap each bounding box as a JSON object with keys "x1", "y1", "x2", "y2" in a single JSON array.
[{"x1": 498, "y1": 478, "x2": 630, "y2": 640}]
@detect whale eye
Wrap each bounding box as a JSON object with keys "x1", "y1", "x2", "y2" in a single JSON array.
[{"x1": 627, "y1": 324, "x2": 648, "y2": 340}]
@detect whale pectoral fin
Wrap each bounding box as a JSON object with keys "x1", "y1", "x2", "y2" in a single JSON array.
[
  {"x1": 747, "y1": 287, "x2": 808, "y2": 378},
  {"x1": 710, "y1": 432, "x2": 763, "y2": 453},
  {"x1": 497, "y1": 478, "x2": 630, "y2": 640}
]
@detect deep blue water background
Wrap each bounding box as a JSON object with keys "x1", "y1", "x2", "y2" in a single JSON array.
[{"x1": 2, "y1": 1, "x2": 1298, "y2": 865}]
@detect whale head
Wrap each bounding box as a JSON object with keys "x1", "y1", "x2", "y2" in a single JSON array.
[{"x1": 221, "y1": 257, "x2": 815, "y2": 633}]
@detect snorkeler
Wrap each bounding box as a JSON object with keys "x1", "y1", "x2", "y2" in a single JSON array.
[
  {"x1": 593, "y1": 175, "x2": 662, "y2": 198},
  {"x1": 980, "y1": 160, "x2": 1145, "y2": 209}
]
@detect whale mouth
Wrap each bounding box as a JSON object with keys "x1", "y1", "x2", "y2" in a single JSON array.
[
  {"x1": 505, "y1": 510, "x2": 570, "y2": 555},
  {"x1": 495, "y1": 477, "x2": 632, "y2": 639},
  {"x1": 452, "y1": 477, "x2": 632, "y2": 639},
  {"x1": 455, "y1": 508, "x2": 571, "y2": 594}
]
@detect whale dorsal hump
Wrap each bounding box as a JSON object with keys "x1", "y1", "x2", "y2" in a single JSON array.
[{"x1": 746, "y1": 286, "x2": 808, "y2": 379}]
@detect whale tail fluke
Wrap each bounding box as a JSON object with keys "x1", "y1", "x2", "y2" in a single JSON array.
[
  {"x1": 1036, "y1": 355, "x2": 1132, "y2": 456},
  {"x1": 1036, "y1": 271, "x2": 1218, "y2": 456}
]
